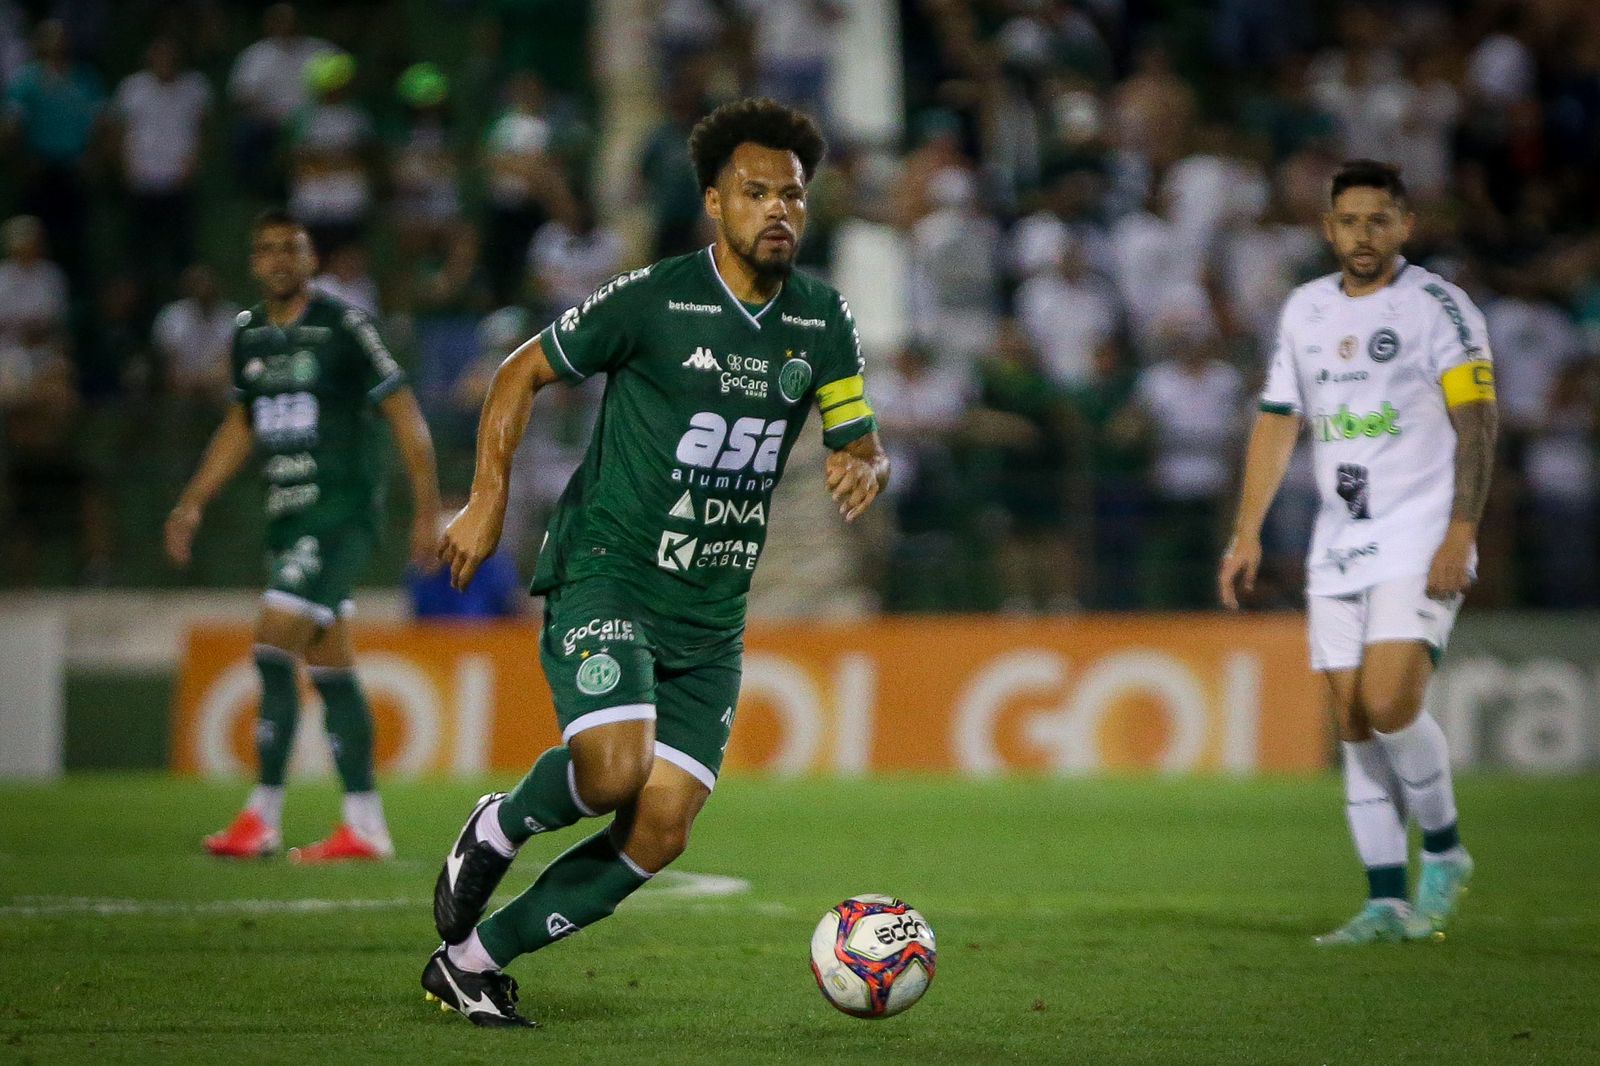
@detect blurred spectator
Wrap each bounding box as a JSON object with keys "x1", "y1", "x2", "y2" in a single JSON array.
[
  {"x1": 638, "y1": 77, "x2": 708, "y2": 260},
  {"x1": 1465, "y1": 9, "x2": 1537, "y2": 107},
  {"x1": 966, "y1": 320, "x2": 1078, "y2": 612},
  {"x1": 0, "y1": 216, "x2": 69, "y2": 398},
  {"x1": 1129, "y1": 318, "x2": 1245, "y2": 609},
  {"x1": 1110, "y1": 188, "x2": 1211, "y2": 348},
  {"x1": 388, "y1": 62, "x2": 463, "y2": 239},
  {"x1": 78, "y1": 274, "x2": 146, "y2": 399},
  {"x1": 737, "y1": 0, "x2": 843, "y2": 119},
  {"x1": 3, "y1": 18, "x2": 104, "y2": 288},
  {"x1": 1393, "y1": 48, "x2": 1461, "y2": 204},
  {"x1": 0, "y1": 1, "x2": 26, "y2": 88},
  {"x1": 286, "y1": 51, "x2": 375, "y2": 256},
  {"x1": 152, "y1": 265, "x2": 239, "y2": 404},
  {"x1": 1014, "y1": 220, "x2": 1120, "y2": 388},
  {"x1": 905, "y1": 166, "x2": 1000, "y2": 368},
  {"x1": 873, "y1": 341, "x2": 973, "y2": 611},
  {"x1": 399, "y1": 220, "x2": 487, "y2": 412},
  {"x1": 1484, "y1": 281, "x2": 1585, "y2": 435},
  {"x1": 1218, "y1": 183, "x2": 1325, "y2": 343},
  {"x1": 0, "y1": 217, "x2": 107, "y2": 582},
  {"x1": 482, "y1": 72, "x2": 574, "y2": 303},
  {"x1": 408, "y1": 500, "x2": 524, "y2": 619},
  {"x1": 1110, "y1": 38, "x2": 1197, "y2": 171},
  {"x1": 1524, "y1": 360, "x2": 1598, "y2": 607},
  {"x1": 1065, "y1": 344, "x2": 1147, "y2": 610},
  {"x1": 112, "y1": 37, "x2": 212, "y2": 300},
  {"x1": 655, "y1": 0, "x2": 728, "y2": 77},
  {"x1": 453, "y1": 306, "x2": 599, "y2": 561},
  {"x1": 227, "y1": 2, "x2": 334, "y2": 194},
  {"x1": 312, "y1": 242, "x2": 381, "y2": 316},
  {"x1": 527, "y1": 191, "x2": 624, "y2": 319}
]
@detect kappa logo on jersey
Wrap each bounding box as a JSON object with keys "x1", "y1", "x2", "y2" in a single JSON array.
[
  {"x1": 674, "y1": 412, "x2": 786, "y2": 474},
  {"x1": 683, "y1": 346, "x2": 721, "y2": 371},
  {"x1": 1368, "y1": 328, "x2": 1400, "y2": 363},
  {"x1": 657, "y1": 529, "x2": 697, "y2": 571}
]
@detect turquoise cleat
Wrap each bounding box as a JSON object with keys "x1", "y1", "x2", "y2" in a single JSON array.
[
  {"x1": 1313, "y1": 901, "x2": 1438, "y2": 946},
  {"x1": 1416, "y1": 852, "x2": 1474, "y2": 931}
]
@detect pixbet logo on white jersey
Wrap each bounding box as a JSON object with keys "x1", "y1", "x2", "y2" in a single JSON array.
[{"x1": 682, "y1": 346, "x2": 721, "y2": 371}]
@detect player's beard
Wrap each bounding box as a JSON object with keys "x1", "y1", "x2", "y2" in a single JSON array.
[
  {"x1": 732, "y1": 229, "x2": 796, "y2": 284},
  {"x1": 1342, "y1": 248, "x2": 1391, "y2": 283}
]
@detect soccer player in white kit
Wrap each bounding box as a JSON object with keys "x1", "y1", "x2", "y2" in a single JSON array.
[{"x1": 1219, "y1": 160, "x2": 1497, "y2": 945}]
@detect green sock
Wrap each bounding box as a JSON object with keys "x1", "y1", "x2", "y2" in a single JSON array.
[
  {"x1": 254, "y1": 646, "x2": 300, "y2": 787},
  {"x1": 476, "y1": 826, "x2": 651, "y2": 966},
  {"x1": 312, "y1": 667, "x2": 374, "y2": 793},
  {"x1": 497, "y1": 746, "x2": 590, "y2": 846}
]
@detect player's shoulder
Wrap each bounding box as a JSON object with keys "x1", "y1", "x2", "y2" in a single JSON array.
[
  {"x1": 1283, "y1": 272, "x2": 1343, "y2": 317},
  {"x1": 1395, "y1": 263, "x2": 1483, "y2": 317},
  {"x1": 776, "y1": 268, "x2": 851, "y2": 329},
  {"x1": 306, "y1": 291, "x2": 377, "y2": 332}
]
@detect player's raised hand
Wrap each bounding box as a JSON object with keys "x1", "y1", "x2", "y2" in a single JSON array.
[
  {"x1": 825, "y1": 449, "x2": 881, "y2": 522},
  {"x1": 437, "y1": 498, "x2": 504, "y2": 591},
  {"x1": 1218, "y1": 533, "x2": 1261, "y2": 610},
  {"x1": 164, "y1": 503, "x2": 202, "y2": 568}
]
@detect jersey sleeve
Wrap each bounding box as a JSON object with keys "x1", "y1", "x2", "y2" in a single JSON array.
[
  {"x1": 341, "y1": 306, "x2": 407, "y2": 403},
  {"x1": 1421, "y1": 282, "x2": 1496, "y2": 407},
  {"x1": 228, "y1": 316, "x2": 250, "y2": 405},
  {"x1": 536, "y1": 267, "x2": 652, "y2": 384},
  {"x1": 813, "y1": 293, "x2": 878, "y2": 450},
  {"x1": 1257, "y1": 306, "x2": 1302, "y2": 416}
]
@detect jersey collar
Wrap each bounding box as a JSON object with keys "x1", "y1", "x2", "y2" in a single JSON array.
[
  {"x1": 1338, "y1": 257, "x2": 1409, "y2": 298},
  {"x1": 702, "y1": 244, "x2": 781, "y2": 331}
]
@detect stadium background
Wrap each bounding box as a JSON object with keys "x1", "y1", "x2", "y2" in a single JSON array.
[{"x1": 2, "y1": 0, "x2": 1598, "y2": 778}]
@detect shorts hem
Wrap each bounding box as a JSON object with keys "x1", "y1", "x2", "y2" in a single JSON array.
[
  {"x1": 654, "y1": 742, "x2": 716, "y2": 792},
  {"x1": 561, "y1": 703, "x2": 656, "y2": 743},
  {"x1": 262, "y1": 589, "x2": 336, "y2": 628}
]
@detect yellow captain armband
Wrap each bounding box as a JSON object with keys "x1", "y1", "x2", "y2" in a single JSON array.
[
  {"x1": 1441, "y1": 359, "x2": 1496, "y2": 407},
  {"x1": 817, "y1": 374, "x2": 874, "y2": 431}
]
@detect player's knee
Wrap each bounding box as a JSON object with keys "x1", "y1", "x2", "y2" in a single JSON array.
[
  {"x1": 1360, "y1": 687, "x2": 1421, "y2": 733},
  {"x1": 573, "y1": 748, "x2": 653, "y2": 814},
  {"x1": 628, "y1": 806, "x2": 692, "y2": 869}
]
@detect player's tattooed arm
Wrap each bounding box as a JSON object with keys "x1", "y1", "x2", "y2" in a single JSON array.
[
  {"x1": 826, "y1": 431, "x2": 889, "y2": 523},
  {"x1": 1447, "y1": 399, "x2": 1498, "y2": 526},
  {"x1": 438, "y1": 336, "x2": 562, "y2": 589},
  {"x1": 1427, "y1": 398, "x2": 1498, "y2": 599}
]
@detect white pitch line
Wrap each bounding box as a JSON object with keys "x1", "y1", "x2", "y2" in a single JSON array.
[{"x1": 0, "y1": 871, "x2": 754, "y2": 919}]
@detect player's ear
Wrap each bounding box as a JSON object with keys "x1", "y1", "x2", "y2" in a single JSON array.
[
  {"x1": 705, "y1": 186, "x2": 722, "y2": 222},
  {"x1": 1401, "y1": 210, "x2": 1417, "y2": 242},
  {"x1": 1321, "y1": 212, "x2": 1335, "y2": 243}
]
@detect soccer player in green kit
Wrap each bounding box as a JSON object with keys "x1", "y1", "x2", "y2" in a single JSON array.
[
  {"x1": 423, "y1": 99, "x2": 889, "y2": 1027},
  {"x1": 165, "y1": 210, "x2": 442, "y2": 862}
]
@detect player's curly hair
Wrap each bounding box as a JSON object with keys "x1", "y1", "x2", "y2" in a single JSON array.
[
  {"x1": 1330, "y1": 159, "x2": 1408, "y2": 206},
  {"x1": 688, "y1": 98, "x2": 827, "y2": 192}
]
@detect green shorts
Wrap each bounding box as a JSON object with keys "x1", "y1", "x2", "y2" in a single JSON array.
[
  {"x1": 540, "y1": 576, "x2": 743, "y2": 792},
  {"x1": 262, "y1": 520, "x2": 376, "y2": 629}
]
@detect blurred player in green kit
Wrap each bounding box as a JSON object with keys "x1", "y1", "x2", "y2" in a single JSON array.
[
  {"x1": 166, "y1": 210, "x2": 441, "y2": 862},
  {"x1": 422, "y1": 99, "x2": 890, "y2": 1027}
]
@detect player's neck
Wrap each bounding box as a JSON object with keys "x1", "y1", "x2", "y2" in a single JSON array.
[
  {"x1": 1340, "y1": 257, "x2": 1403, "y2": 298},
  {"x1": 711, "y1": 240, "x2": 783, "y2": 304},
  {"x1": 264, "y1": 288, "x2": 312, "y2": 326}
]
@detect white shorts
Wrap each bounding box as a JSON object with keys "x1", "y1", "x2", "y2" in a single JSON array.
[{"x1": 1307, "y1": 573, "x2": 1464, "y2": 673}]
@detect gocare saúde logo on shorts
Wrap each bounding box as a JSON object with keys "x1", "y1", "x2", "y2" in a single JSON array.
[
  {"x1": 1311, "y1": 402, "x2": 1400, "y2": 443},
  {"x1": 562, "y1": 618, "x2": 635, "y2": 656},
  {"x1": 575, "y1": 652, "x2": 622, "y2": 696}
]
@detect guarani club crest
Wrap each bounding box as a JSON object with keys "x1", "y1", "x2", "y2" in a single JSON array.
[
  {"x1": 575, "y1": 651, "x2": 622, "y2": 696},
  {"x1": 779, "y1": 350, "x2": 812, "y2": 404}
]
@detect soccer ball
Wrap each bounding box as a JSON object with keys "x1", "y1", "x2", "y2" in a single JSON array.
[{"x1": 809, "y1": 894, "x2": 936, "y2": 1018}]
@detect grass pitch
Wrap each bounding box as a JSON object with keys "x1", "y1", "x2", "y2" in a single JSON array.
[{"x1": 2, "y1": 774, "x2": 1597, "y2": 1065}]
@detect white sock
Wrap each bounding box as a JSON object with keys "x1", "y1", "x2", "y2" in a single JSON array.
[
  {"x1": 246, "y1": 785, "x2": 285, "y2": 831},
  {"x1": 474, "y1": 798, "x2": 517, "y2": 858},
  {"x1": 1373, "y1": 712, "x2": 1459, "y2": 837},
  {"x1": 1341, "y1": 740, "x2": 1407, "y2": 870},
  {"x1": 342, "y1": 791, "x2": 391, "y2": 846},
  {"x1": 447, "y1": 929, "x2": 499, "y2": 973}
]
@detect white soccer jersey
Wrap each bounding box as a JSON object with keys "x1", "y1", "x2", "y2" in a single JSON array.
[{"x1": 1259, "y1": 259, "x2": 1492, "y2": 596}]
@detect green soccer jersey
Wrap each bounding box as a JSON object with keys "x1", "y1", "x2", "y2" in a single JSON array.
[
  {"x1": 230, "y1": 293, "x2": 407, "y2": 531},
  {"x1": 530, "y1": 246, "x2": 878, "y2": 632}
]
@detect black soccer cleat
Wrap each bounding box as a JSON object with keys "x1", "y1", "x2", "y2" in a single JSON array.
[
  {"x1": 434, "y1": 792, "x2": 514, "y2": 944},
  {"x1": 421, "y1": 944, "x2": 537, "y2": 1028}
]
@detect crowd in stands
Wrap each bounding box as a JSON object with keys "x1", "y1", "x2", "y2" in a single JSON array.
[{"x1": 2, "y1": 0, "x2": 1598, "y2": 615}]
